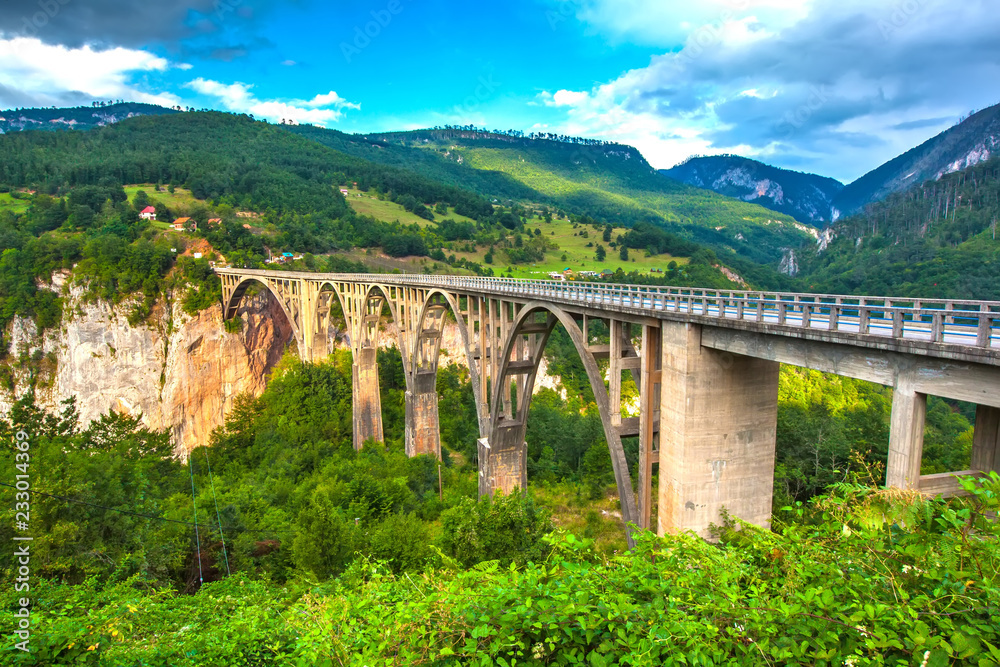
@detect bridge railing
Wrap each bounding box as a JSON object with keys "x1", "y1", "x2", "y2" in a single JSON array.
[{"x1": 216, "y1": 269, "x2": 1000, "y2": 349}]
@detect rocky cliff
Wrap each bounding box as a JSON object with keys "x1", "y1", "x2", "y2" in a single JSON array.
[
  {"x1": 661, "y1": 155, "x2": 844, "y2": 226},
  {"x1": 1, "y1": 285, "x2": 565, "y2": 455},
  {"x1": 1, "y1": 283, "x2": 294, "y2": 455}
]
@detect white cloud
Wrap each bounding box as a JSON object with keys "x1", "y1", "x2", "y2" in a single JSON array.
[
  {"x1": 537, "y1": 0, "x2": 1000, "y2": 181},
  {"x1": 302, "y1": 91, "x2": 360, "y2": 110},
  {"x1": 0, "y1": 37, "x2": 180, "y2": 107},
  {"x1": 186, "y1": 78, "x2": 359, "y2": 125},
  {"x1": 546, "y1": 90, "x2": 590, "y2": 107},
  {"x1": 567, "y1": 0, "x2": 811, "y2": 47}
]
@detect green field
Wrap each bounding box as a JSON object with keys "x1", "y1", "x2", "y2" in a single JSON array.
[
  {"x1": 443, "y1": 214, "x2": 687, "y2": 279},
  {"x1": 123, "y1": 184, "x2": 203, "y2": 210},
  {"x1": 335, "y1": 204, "x2": 689, "y2": 278},
  {"x1": 0, "y1": 191, "x2": 31, "y2": 214},
  {"x1": 343, "y1": 187, "x2": 478, "y2": 228}
]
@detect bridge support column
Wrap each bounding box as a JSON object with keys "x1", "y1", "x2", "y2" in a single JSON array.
[
  {"x1": 972, "y1": 405, "x2": 1000, "y2": 475},
  {"x1": 886, "y1": 380, "x2": 927, "y2": 490},
  {"x1": 405, "y1": 371, "x2": 441, "y2": 459},
  {"x1": 352, "y1": 347, "x2": 383, "y2": 450},
  {"x1": 657, "y1": 322, "x2": 780, "y2": 539}
]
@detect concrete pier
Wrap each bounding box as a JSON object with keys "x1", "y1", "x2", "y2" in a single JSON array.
[{"x1": 658, "y1": 322, "x2": 780, "y2": 538}]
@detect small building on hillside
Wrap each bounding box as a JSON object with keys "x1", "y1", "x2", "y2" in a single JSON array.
[
  {"x1": 600, "y1": 269, "x2": 615, "y2": 279},
  {"x1": 172, "y1": 217, "x2": 194, "y2": 232},
  {"x1": 340, "y1": 189, "x2": 350, "y2": 196},
  {"x1": 207, "y1": 218, "x2": 221, "y2": 226},
  {"x1": 547, "y1": 272, "x2": 566, "y2": 281},
  {"x1": 139, "y1": 206, "x2": 156, "y2": 221}
]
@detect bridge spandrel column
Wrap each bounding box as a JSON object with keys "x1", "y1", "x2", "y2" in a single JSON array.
[
  {"x1": 405, "y1": 371, "x2": 441, "y2": 459},
  {"x1": 657, "y1": 321, "x2": 780, "y2": 539},
  {"x1": 352, "y1": 346, "x2": 384, "y2": 450}
]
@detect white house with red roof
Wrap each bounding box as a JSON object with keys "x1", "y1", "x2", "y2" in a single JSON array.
[{"x1": 139, "y1": 206, "x2": 156, "y2": 221}]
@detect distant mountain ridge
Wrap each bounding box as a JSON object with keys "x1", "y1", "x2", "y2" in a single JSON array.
[
  {"x1": 0, "y1": 102, "x2": 177, "y2": 134},
  {"x1": 660, "y1": 156, "x2": 844, "y2": 226},
  {"x1": 831, "y1": 102, "x2": 1000, "y2": 217}
]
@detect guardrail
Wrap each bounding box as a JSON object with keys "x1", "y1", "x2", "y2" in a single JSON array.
[{"x1": 216, "y1": 269, "x2": 1000, "y2": 350}]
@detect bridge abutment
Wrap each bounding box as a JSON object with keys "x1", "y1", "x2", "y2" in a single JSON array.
[
  {"x1": 658, "y1": 322, "x2": 780, "y2": 539},
  {"x1": 352, "y1": 347, "x2": 384, "y2": 450}
]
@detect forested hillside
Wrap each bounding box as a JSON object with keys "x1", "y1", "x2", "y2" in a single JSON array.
[
  {"x1": 797, "y1": 156, "x2": 1000, "y2": 299},
  {"x1": 833, "y1": 103, "x2": 1000, "y2": 216},
  {"x1": 0, "y1": 111, "x2": 785, "y2": 339},
  {"x1": 292, "y1": 126, "x2": 815, "y2": 267}
]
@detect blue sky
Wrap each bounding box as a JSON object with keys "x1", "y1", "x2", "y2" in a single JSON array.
[{"x1": 1, "y1": 0, "x2": 998, "y2": 183}]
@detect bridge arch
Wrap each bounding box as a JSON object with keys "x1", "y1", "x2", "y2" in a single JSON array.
[
  {"x1": 485, "y1": 301, "x2": 639, "y2": 542},
  {"x1": 223, "y1": 276, "x2": 305, "y2": 353},
  {"x1": 412, "y1": 289, "x2": 488, "y2": 433}
]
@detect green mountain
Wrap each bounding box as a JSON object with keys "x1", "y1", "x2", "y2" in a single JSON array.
[
  {"x1": 290, "y1": 126, "x2": 815, "y2": 266},
  {"x1": 797, "y1": 155, "x2": 1000, "y2": 299},
  {"x1": 0, "y1": 102, "x2": 178, "y2": 134},
  {"x1": 832, "y1": 103, "x2": 1000, "y2": 217},
  {"x1": 0, "y1": 111, "x2": 767, "y2": 335},
  {"x1": 292, "y1": 127, "x2": 809, "y2": 265},
  {"x1": 661, "y1": 155, "x2": 844, "y2": 226}
]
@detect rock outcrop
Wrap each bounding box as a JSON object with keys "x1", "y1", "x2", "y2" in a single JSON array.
[
  {"x1": 2, "y1": 288, "x2": 565, "y2": 455},
  {"x1": 1, "y1": 288, "x2": 294, "y2": 455}
]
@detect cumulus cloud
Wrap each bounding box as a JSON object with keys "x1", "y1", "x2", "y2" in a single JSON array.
[
  {"x1": 563, "y1": 0, "x2": 810, "y2": 46},
  {"x1": 0, "y1": 37, "x2": 180, "y2": 108},
  {"x1": 186, "y1": 78, "x2": 359, "y2": 125},
  {"x1": 539, "y1": 0, "x2": 1000, "y2": 181}
]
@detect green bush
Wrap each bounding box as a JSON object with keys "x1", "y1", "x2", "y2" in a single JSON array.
[{"x1": 439, "y1": 488, "x2": 553, "y2": 568}]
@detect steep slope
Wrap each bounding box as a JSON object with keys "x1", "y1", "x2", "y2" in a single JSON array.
[
  {"x1": 0, "y1": 102, "x2": 178, "y2": 133},
  {"x1": 661, "y1": 155, "x2": 844, "y2": 226},
  {"x1": 293, "y1": 126, "x2": 814, "y2": 266},
  {"x1": 797, "y1": 156, "x2": 1000, "y2": 299},
  {"x1": 833, "y1": 103, "x2": 1000, "y2": 217}
]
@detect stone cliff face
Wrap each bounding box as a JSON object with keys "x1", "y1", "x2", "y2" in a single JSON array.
[
  {"x1": 1, "y1": 287, "x2": 294, "y2": 455},
  {"x1": 2, "y1": 286, "x2": 566, "y2": 454}
]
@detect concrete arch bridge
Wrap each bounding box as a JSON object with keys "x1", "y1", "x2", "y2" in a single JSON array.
[{"x1": 217, "y1": 268, "x2": 1000, "y2": 545}]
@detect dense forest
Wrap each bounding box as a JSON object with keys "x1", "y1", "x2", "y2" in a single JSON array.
[
  {"x1": 797, "y1": 156, "x2": 1000, "y2": 299},
  {"x1": 1, "y1": 345, "x2": 997, "y2": 664},
  {"x1": 307, "y1": 126, "x2": 814, "y2": 267},
  {"x1": 0, "y1": 111, "x2": 774, "y2": 339}
]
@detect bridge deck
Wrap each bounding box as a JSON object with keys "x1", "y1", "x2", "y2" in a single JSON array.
[{"x1": 216, "y1": 268, "x2": 1000, "y2": 367}]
